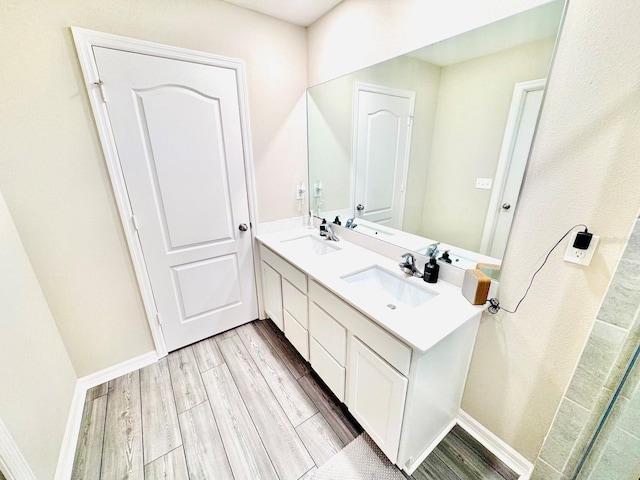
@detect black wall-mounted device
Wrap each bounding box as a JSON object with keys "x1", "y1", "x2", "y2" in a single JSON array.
[{"x1": 573, "y1": 229, "x2": 593, "y2": 250}]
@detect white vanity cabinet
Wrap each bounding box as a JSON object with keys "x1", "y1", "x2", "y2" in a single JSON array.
[
  {"x1": 258, "y1": 238, "x2": 481, "y2": 474},
  {"x1": 309, "y1": 280, "x2": 411, "y2": 463},
  {"x1": 260, "y1": 246, "x2": 309, "y2": 360}
]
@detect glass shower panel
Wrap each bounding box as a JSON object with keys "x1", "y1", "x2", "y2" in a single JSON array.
[{"x1": 573, "y1": 342, "x2": 640, "y2": 480}]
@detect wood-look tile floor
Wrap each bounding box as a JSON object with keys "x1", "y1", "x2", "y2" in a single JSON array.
[
  {"x1": 414, "y1": 425, "x2": 519, "y2": 480},
  {"x1": 72, "y1": 318, "x2": 518, "y2": 480},
  {"x1": 72, "y1": 320, "x2": 361, "y2": 480}
]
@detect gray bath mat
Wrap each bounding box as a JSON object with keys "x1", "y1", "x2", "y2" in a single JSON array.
[{"x1": 310, "y1": 433, "x2": 406, "y2": 480}]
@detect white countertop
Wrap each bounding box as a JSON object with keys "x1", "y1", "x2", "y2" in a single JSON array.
[{"x1": 256, "y1": 227, "x2": 486, "y2": 353}]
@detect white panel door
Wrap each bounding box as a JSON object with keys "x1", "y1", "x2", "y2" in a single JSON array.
[
  {"x1": 481, "y1": 79, "x2": 545, "y2": 258},
  {"x1": 353, "y1": 85, "x2": 414, "y2": 229},
  {"x1": 488, "y1": 87, "x2": 544, "y2": 257},
  {"x1": 93, "y1": 47, "x2": 257, "y2": 351}
]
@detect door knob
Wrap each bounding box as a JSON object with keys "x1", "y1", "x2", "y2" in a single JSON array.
[
  {"x1": 502, "y1": 203, "x2": 511, "y2": 210},
  {"x1": 356, "y1": 204, "x2": 365, "y2": 211},
  {"x1": 238, "y1": 223, "x2": 249, "y2": 231}
]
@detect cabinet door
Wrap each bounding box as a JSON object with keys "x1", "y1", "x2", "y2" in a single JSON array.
[
  {"x1": 347, "y1": 336, "x2": 407, "y2": 463},
  {"x1": 261, "y1": 261, "x2": 283, "y2": 331}
]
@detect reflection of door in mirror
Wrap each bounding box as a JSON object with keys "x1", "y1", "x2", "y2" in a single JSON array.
[
  {"x1": 480, "y1": 78, "x2": 546, "y2": 258},
  {"x1": 352, "y1": 83, "x2": 415, "y2": 229}
]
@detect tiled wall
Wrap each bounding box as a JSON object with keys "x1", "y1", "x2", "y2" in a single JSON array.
[{"x1": 532, "y1": 216, "x2": 640, "y2": 480}]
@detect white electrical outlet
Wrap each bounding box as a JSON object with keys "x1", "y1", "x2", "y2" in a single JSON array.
[
  {"x1": 296, "y1": 183, "x2": 306, "y2": 200},
  {"x1": 475, "y1": 177, "x2": 493, "y2": 190},
  {"x1": 564, "y1": 232, "x2": 599, "y2": 266}
]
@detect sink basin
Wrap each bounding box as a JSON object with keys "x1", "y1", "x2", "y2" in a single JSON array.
[
  {"x1": 342, "y1": 265, "x2": 437, "y2": 308},
  {"x1": 281, "y1": 235, "x2": 341, "y2": 256}
]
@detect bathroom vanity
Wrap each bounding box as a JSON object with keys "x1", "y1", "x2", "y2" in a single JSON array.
[{"x1": 256, "y1": 228, "x2": 484, "y2": 474}]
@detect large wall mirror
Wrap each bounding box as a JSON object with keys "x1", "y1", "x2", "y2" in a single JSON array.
[{"x1": 307, "y1": 0, "x2": 564, "y2": 276}]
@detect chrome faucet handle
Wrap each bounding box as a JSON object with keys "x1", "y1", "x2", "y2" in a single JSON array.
[
  {"x1": 399, "y1": 253, "x2": 421, "y2": 277},
  {"x1": 400, "y1": 253, "x2": 415, "y2": 264},
  {"x1": 322, "y1": 223, "x2": 340, "y2": 242}
]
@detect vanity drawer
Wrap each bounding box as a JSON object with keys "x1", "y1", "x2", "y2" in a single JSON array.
[
  {"x1": 309, "y1": 302, "x2": 346, "y2": 366},
  {"x1": 310, "y1": 338, "x2": 345, "y2": 402},
  {"x1": 261, "y1": 246, "x2": 307, "y2": 293},
  {"x1": 283, "y1": 279, "x2": 308, "y2": 328},
  {"x1": 284, "y1": 310, "x2": 309, "y2": 361},
  {"x1": 309, "y1": 280, "x2": 411, "y2": 376}
]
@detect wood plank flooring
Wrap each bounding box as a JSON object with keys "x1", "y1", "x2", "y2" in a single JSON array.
[
  {"x1": 413, "y1": 425, "x2": 519, "y2": 480},
  {"x1": 72, "y1": 319, "x2": 518, "y2": 480},
  {"x1": 71, "y1": 319, "x2": 362, "y2": 480}
]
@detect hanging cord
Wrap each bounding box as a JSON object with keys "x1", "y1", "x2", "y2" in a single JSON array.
[{"x1": 488, "y1": 224, "x2": 588, "y2": 314}]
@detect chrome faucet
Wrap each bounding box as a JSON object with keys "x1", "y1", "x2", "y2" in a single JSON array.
[
  {"x1": 426, "y1": 242, "x2": 440, "y2": 257},
  {"x1": 399, "y1": 253, "x2": 422, "y2": 277},
  {"x1": 345, "y1": 217, "x2": 358, "y2": 229},
  {"x1": 320, "y1": 222, "x2": 340, "y2": 242}
]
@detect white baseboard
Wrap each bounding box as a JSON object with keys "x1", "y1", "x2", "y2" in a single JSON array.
[
  {"x1": 54, "y1": 350, "x2": 159, "y2": 480},
  {"x1": 0, "y1": 418, "x2": 37, "y2": 480},
  {"x1": 457, "y1": 410, "x2": 533, "y2": 479}
]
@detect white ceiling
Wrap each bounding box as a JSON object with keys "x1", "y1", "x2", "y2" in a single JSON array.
[{"x1": 223, "y1": 0, "x2": 344, "y2": 27}]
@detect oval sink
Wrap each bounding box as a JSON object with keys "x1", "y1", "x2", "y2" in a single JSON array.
[{"x1": 342, "y1": 265, "x2": 437, "y2": 308}]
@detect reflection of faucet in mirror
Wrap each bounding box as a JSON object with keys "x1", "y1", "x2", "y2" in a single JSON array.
[
  {"x1": 306, "y1": 0, "x2": 564, "y2": 281},
  {"x1": 438, "y1": 250, "x2": 453, "y2": 264},
  {"x1": 426, "y1": 242, "x2": 440, "y2": 257}
]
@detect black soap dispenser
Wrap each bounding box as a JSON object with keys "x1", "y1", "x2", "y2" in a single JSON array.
[
  {"x1": 423, "y1": 256, "x2": 440, "y2": 283},
  {"x1": 319, "y1": 218, "x2": 328, "y2": 235}
]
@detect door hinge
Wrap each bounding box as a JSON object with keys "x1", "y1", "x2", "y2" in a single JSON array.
[
  {"x1": 131, "y1": 214, "x2": 139, "y2": 232},
  {"x1": 408, "y1": 115, "x2": 414, "y2": 127},
  {"x1": 156, "y1": 312, "x2": 163, "y2": 326},
  {"x1": 93, "y1": 79, "x2": 107, "y2": 103}
]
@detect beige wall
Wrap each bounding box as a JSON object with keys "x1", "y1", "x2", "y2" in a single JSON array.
[
  {"x1": 0, "y1": 0, "x2": 307, "y2": 376},
  {"x1": 308, "y1": 0, "x2": 640, "y2": 462},
  {"x1": 0, "y1": 189, "x2": 77, "y2": 479},
  {"x1": 420, "y1": 37, "x2": 555, "y2": 251},
  {"x1": 463, "y1": 0, "x2": 640, "y2": 460},
  {"x1": 307, "y1": 0, "x2": 551, "y2": 86}
]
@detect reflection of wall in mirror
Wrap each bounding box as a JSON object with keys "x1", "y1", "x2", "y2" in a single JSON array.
[
  {"x1": 419, "y1": 37, "x2": 555, "y2": 252},
  {"x1": 308, "y1": 84, "x2": 351, "y2": 215},
  {"x1": 307, "y1": 55, "x2": 441, "y2": 217}
]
